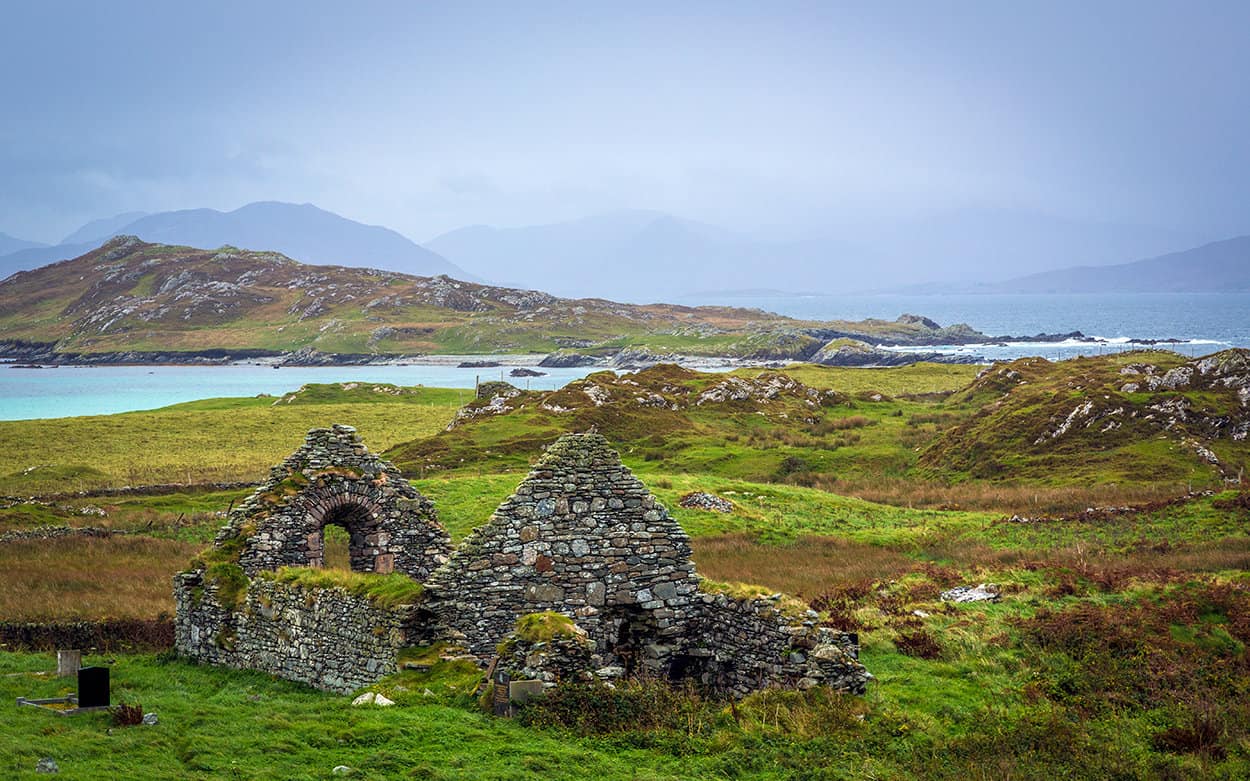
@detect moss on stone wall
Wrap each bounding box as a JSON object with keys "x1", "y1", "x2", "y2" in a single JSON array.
[{"x1": 259, "y1": 567, "x2": 425, "y2": 609}]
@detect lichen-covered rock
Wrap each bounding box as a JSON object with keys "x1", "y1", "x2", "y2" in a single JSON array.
[{"x1": 679, "y1": 492, "x2": 734, "y2": 513}]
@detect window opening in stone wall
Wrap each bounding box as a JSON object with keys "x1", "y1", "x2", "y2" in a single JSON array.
[
  {"x1": 305, "y1": 501, "x2": 379, "y2": 572},
  {"x1": 322, "y1": 524, "x2": 352, "y2": 570}
]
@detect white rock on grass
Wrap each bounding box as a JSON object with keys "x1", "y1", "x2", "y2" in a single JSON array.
[
  {"x1": 351, "y1": 691, "x2": 395, "y2": 707},
  {"x1": 940, "y1": 584, "x2": 1001, "y2": 603}
]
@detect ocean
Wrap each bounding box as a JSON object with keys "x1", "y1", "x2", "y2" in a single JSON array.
[
  {"x1": 2, "y1": 292, "x2": 1247, "y2": 420},
  {"x1": 678, "y1": 291, "x2": 1250, "y2": 362},
  {"x1": 0, "y1": 362, "x2": 602, "y2": 422}
]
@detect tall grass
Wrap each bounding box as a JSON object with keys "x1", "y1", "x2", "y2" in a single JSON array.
[
  {"x1": 691, "y1": 534, "x2": 915, "y2": 599},
  {"x1": 825, "y1": 476, "x2": 1188, "y2": 514},
  {"x1": 0, "y1": 536, "x2": 198, "y2": 620}
]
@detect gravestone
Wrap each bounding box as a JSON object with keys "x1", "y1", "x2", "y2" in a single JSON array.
[
  {"x1": 77, "y1": 666, "x2": 109, "y2": 708},
  {"x1": 507, "y1": 679, "x2": 545, "y2": 706},
  {"x1": 491, "y1": 669, "x2": 511, "y2": 716},
  {"x1": 56, "y1": 649, "x2": 81, "y2": 677}
]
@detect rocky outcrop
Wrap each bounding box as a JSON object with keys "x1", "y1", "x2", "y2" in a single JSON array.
[
  {"x1": 538, "y1": 350, "x2": 605, "y2": 368},
  {"x1": 810, "y1": 338, "x2": 980, "y2": 367}
]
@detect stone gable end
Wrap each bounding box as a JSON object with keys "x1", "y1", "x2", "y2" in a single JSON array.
[
  {"x1": 426, "y1": 432, "x2": 700, "y2": 656},
  {"x1": 224, "y1": 424, "x2": 451, "y2": 580}
]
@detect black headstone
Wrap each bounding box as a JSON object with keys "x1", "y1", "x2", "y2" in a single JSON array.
[{"x1": 77, "y1": 666, "x2": 109, "y2": 708}]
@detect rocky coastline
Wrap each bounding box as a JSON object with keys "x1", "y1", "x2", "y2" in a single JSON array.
[{"x1": 0, "y1": 327, "x2": 1195, "y2": 370}]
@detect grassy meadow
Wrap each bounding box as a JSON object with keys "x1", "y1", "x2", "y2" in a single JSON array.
[{"x1": 2, "y1": 364, "x2": 1249, "y2": 778}]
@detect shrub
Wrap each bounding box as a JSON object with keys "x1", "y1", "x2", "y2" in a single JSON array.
[
  {"x1": 517, "y1": 679, "x2": 708, "y2": 735},
  {"x1": 1153, "y1": 708, "x2": 1227, "y2": 760},
  {"x1": 893, "y1": 629, "x2": 943, "y2": 659},
  {"x1": 111, "y1": 702, "x2": 144, "y2": 726}
]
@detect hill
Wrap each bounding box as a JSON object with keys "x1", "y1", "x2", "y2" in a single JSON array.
[
  {"x1": 996, "y1": 234, "x2": 1250, "y2": 293},
  {"x1": 921, "y1": 349, "x2": 1250, "y2": 483},
  {"x1": 0, "y1": 201, "x2": 465, "y2": 281},
  {"x1": 385, "y1": 351, "x2": 1249, "y2": 494},
  {"x1": 0, "y1": 237, "x2": 992, "y2": 364}
]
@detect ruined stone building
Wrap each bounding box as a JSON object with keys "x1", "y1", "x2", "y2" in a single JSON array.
[{"x1": 174, "y1": 426, "x2": 869, "y2": 697}]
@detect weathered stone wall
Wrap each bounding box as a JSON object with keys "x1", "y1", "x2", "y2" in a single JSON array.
[
  {"x1": 425, "y1": 433, "x2": 701, "y2": 659},
  {"x1": 425, "y1": 432, "x2": 870, "y2": 696},
  {"x1": 686, "y1": 593, "x2": 868, "y2": 696},
  {"x1": 175, "y1": 429, "x2": 870, "y2": 698},
  {"x1": 174, "y1": 570, "x2": 418, "y2": 693},
  {"x1": 218, "y1": 424, "x2": 451, "y2": 580}
]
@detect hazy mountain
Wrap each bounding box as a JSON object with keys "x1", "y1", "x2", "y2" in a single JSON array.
[
  {"x1": 995, "y1": 235, "x2": 1250, "y2": 293},
  {"x1": 60, "y1": 211, "x2": 150, "y2": 245},
  {"x1": 860, "y1": 207, "x2": 1203, "y2": 290},
  {"x1": 426, "y1": 211, "x2": 875, "y2": 301},
  {"x1": 0, "y1": 202, "x2": 467, "y2": 282},
  {"x1": 0, "y1": 232, "x2": 46, "y2": 256},
  {"x1": 427, "y1": 207, "x2": 1201, "y2": 300}
]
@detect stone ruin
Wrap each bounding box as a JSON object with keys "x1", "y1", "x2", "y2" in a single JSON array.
[
  {"x1": 174, "y1": 427, "x2": 870, "y2": 698},
  {"x1": 217, "y1": 425, "x2": 450, "y2": 579}
]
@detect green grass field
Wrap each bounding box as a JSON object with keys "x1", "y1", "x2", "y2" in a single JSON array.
[
  {"x1": 2, "y1": 367, "x2": 1249, "y2": 778},
  {"x1": 0, "y1": 384, "x2": 465, "y2": 494}
]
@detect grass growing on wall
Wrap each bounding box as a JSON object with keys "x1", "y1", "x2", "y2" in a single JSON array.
[{"x1": 261, "y1": 567, "x2": 426, "y2": 609}]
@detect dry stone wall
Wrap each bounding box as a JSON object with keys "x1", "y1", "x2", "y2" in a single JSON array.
[
  {"x1": 688, "y1": 592, "x2": 868, "y2": 696},
  {"x1": 173, "y1": 570, "x2": 419, "y2": 693},
  {"x1": 424, "y1": 433, "x2": 701, "y2": 659}
]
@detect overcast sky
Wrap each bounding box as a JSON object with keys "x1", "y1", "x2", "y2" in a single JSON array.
[{"x1": 3, "y1": 1, "x2": 1249, "y2": 249}]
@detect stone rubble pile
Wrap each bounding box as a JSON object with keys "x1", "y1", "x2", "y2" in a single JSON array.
[{"x1": 678, "y1": 492, "x2": 735, "y2": 513}]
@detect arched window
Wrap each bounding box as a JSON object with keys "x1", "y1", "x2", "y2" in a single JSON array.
[{"x1": 303, "y1": 497, "x2": 394, "y2": 573}]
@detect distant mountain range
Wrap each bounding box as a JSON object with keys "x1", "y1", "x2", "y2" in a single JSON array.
[
  {"x1": 993, "y1": 235, "x2": 1250, "y2": 293},
  {"x1": 425, "y1": 211, "x2": 874, "y2": 302},
  {"x1": 0, "y1": 202, "x2": 467, "y2": 282},
  {"x1": 0, "y1": 232, "x2": 46, "y2": 256},
  {"x1": 2, "y1": 202, "x2": 1242, "y2": 296}
]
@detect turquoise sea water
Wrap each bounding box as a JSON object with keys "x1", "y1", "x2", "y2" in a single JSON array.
[
  {"x1": 2, "y1": 293, "x2": 1247, "y2": 421},
  {"x1": 679, "y1": 291, "x2": 1250, "y2": 362},
  {"x1": 0, "y1": 363, "x2": 601, "y2": 421}
]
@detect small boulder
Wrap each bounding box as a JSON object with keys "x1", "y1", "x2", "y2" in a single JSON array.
[
  {"x1": 142, "y1": 712, "x2": 159, "y2": 726},
  {"x1": 940, "y1": 584, "x2": 1001, "y2": 603},
  {"x1": 36, "y1": 757, "x2": 59, "y2": 774},
  {"x1": 351, "y1": 691, "x2": 394, "y2": 707}
]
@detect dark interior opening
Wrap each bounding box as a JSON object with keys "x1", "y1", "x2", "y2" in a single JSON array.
[
  {"x1": 667, "y1": 653, "x2": 707, "y2": 683},
  {"x1": 307, "y1": 501, "x2": 376, "y2": 572}
]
